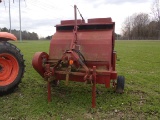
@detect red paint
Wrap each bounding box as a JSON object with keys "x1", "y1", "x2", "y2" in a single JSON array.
[
  {"x1": 92, "y1": 66, "x2": 96, "y2": 108},
  {"x1": 47, "y1": 81, "x2": 51, "y2": 102}
]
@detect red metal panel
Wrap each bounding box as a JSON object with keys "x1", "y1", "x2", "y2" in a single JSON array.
[
  {"x1": 60, "y1": 19, "x2": 84, "y2": 25},
  {"x1": 78, "y1": 30, "x2": 113, "y2": 62},
  {"x1": 49, "y1": 32, "x2": 72, "y2": 60},
  {"x1": 88, "y1": 18, "x2": 112, "y2": 23},
  {"x1": 49, "y1": 29, "x2": 113, "y2": 64}
]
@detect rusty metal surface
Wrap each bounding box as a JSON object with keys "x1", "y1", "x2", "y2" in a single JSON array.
[{"x1": 0, "y1": 32, "x2": 17, "y2": 41}]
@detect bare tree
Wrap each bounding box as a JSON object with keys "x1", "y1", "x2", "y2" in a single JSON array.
[
  {"x1": 147, "y1": 21, "x2": 158, "y2": 39},
  {"x1": 122, "y1": 16, "x2": 132, "y2": 40},
  {"x1": 152, "y1": 0, "x2": 160, "y2": 39},
  {"x1": 122, "y1": 13, "x2": 150, "y2": 40},
  {"x1": 152, "y1": 0, "x2": 160, "y2": 21},
  {"x1": 132, "y1": 13, "x2": 150, "y2": 39}
]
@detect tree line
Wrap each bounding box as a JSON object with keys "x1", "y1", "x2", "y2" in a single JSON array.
[
  {"x1": 0, "y1": 27, "x2": 39, "y2": 40},
  {"x1": 121, "y1": 0, "x2": 160, "y2": 40}
]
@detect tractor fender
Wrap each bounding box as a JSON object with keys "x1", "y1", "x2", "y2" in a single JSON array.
[{"x1": 0, "y1": 32, "x2": 17, "y2": 41}]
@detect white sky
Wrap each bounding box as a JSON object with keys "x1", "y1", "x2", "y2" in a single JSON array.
[{"x1": 0, "y1": 0, "x2": 154, "y2": 38}]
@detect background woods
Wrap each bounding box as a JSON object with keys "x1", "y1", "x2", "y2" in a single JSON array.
[{"x1": 122, "y1": 0, "x2": 160, "y2": 40}]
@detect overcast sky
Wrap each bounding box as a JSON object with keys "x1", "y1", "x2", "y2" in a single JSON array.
[{"x1": 0, "y1": 0, "x2": 154, "y2": 38}]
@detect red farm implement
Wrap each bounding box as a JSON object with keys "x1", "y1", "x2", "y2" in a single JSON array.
[{"x1": 32, "y1": 5, "x2": 125, "y2": 107}]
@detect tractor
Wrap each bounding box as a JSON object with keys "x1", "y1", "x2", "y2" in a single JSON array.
[
  {"x1": 32, "y1": 5, "x2": 125, "y2": 107},
  {"x1": 0, "y1": 32, "x2": 25, "y2": 94},
  {"x1": 0, "y1": 0, "x2": 25, "y2": 94}
]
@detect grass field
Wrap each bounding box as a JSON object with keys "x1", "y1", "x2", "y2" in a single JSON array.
[{"x1": 0, "y1": 40, "x2": 160, "y2": 120}]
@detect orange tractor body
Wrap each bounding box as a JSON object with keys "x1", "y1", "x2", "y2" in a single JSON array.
[{"x1": 0, "y1": 32, "x2": 25, "y2": 94}]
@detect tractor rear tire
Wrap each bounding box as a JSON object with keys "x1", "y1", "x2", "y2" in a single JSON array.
[
  {"x1": 0, "y1": 42, "x2": 25, "y2": 94},
  {"x1": 116, "y1": 76, "x2": 125, "y2": 93}
]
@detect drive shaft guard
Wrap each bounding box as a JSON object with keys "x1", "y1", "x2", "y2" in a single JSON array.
[{"x1": 32, "y1": 52, "x2": 49, "y2": 77}]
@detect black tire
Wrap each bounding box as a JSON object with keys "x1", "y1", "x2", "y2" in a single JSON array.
[
  {"x1": 0, "y1": 41, "x2": 25, "y2": 94},
  {"x1": 116, "y1": 76, "x2": 125, "y2": 93}
]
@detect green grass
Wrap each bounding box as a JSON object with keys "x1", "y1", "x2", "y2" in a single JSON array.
[{"x1": 0, "y1": 40, "x2": 160, "y2": 120}]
